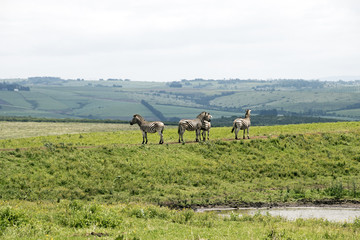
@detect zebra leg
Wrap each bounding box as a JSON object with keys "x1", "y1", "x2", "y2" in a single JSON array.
[
  {"x1": 158, "y1": 130, "x2": 164, "y2": 144},
  {"x1": 142, "y1": 131, "x2": 146, "y2": 144},
  {"x1": 207, "y1": 130, "x2": 210, "y2": 140},
  {"x1": 178, "y1": 127, "x2": 183, "y2": 143},
  {"x1": 202, "y1": 130, "x2": 206, "y2": 141},
  {"x1": 145, "y1": 132, "x2": 148, "y2": 144},
  {"x1": 235, "y1": 127, "x2": 239, "y2": 139},
  {"x1": 243, "y1": 129, "x2": 246, "y2": 139},
  {"x1": 247, "y1": 128, "x2": 250, "y2": 139},
  {"x1": 195, "y1": 129, "x2": 200, "y2": 142}
]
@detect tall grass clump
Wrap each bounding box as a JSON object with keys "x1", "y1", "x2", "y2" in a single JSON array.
[
  {"x1": 325, "y1": 181, "x2": 345, "y2": 199},
  {"x1": 56, "y1": 200, "x2": 122, "y2": 228},
  {"x1": 0, "y1": 206, "x2": 28, "y2": 236},
  {"x1": 1, "y1": 200, "x2": 360, "y2": 239}
]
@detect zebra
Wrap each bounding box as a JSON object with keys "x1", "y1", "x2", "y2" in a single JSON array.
[
  {"x1": 130, "y1": 114, "x2": 165, "y2": 144},
  {"x1": 201, "y1": 120, "x2": 211, "y2": 141},
  {"x1": 231, "y1": 109, "x2": 251, "y2": 139},
  {"x1": 178, "y1": 112, "x2": 212, "y2": 143}
]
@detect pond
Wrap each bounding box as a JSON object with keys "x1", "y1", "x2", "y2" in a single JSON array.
[{"x1": 196, "y1": 207, "x2": 360, "y2": 222}]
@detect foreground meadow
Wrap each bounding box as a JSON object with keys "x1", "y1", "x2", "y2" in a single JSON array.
[
  {"x1": 2, "y1": 200, "x2": 360, "y2": 240},
  {"x1": 1, "y1": 121, "x2": 360, "y2": 239}
]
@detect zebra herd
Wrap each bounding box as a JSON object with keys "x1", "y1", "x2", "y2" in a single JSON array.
[{"x1": 129, "y1": 109, "x2": 251, "y2": 144}]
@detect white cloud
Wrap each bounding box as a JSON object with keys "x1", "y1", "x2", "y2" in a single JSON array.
[{"x1": 0, "y1": 0, "x2": 359, "y2": 81}]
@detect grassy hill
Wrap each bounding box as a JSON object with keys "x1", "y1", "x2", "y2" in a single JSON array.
[
  {"x1": 1, "y1": 121, "x2": 360, "y2": 204},
  {"x1": 1, "y1": 78, "x2": 360, "y2": 122},
  {"x1": 1, "y1": 121, "x2": 360, "y2": 239}
]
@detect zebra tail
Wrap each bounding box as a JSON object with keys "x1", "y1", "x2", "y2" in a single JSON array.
[{"x1": 231, "y1": 127, "x2": 235, "y2": 133}]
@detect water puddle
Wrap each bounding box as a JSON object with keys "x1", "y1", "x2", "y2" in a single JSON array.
[{"x1": 196, "y1": 207, "x2": 360, "y2": 222}]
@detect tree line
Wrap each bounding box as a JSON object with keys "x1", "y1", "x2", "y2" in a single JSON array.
[{"x1": 0, "y1": 82, "x2": 30, "y2": 91}]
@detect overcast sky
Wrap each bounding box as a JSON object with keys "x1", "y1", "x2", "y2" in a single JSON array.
[{"x1": 1, "y1": 0, "x2": 359, "y2": 81}]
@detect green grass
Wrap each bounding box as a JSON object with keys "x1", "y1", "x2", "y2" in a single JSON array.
[
  {"x1": 0, "y1": 122, "x2": 139, "y2": 140},
  {"x1": 1, "y1": 121, "x2": 359, "y2": 148},
  {"x1": 1, "y1": 122, "x2": 360, "y2": 205},
  {"x1": 1, "y1": 121, "x2": 360, "y2": 239},
  {"x1": 1, "y1": 200, "x2": 360, "y2": 239}
]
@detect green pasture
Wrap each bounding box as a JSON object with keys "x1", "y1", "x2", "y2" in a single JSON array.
[
  {"x1": 2, "y1": 79, "x2": 360, "y2": 121},
  {"x1": 0, "y1": 106, "x2": 67, "y2": 119},
  {"x1": 153, "y1": 104, "x2": 236, "y2": 119},
  {"x1": 19, "y1": 91, "x2": 68, "y2": 110},
  {"x1": 31, "y1": 87, "x2": 91, "y2": 109},
  {"x1": 1, "y1": 121, "x2": 358, "y2": 148},
  {"x1": 1, "y1": 129, "x2": 360, "y2": 204},
  {"x1": 210, "y1": 90, "x2": 360, "y2": 113},
  {"x1": 0, "y1": 92, "x2": 33, "y2": 109},
  {"x1": 1, "y1": 122, "x2": 360, "y2": 205},
  {"x1": 1, "y1": 121, "x2": 360, "y2": 239},
  {"x1": 71, "y1": 101, "x2": 153, "y2": 120}
]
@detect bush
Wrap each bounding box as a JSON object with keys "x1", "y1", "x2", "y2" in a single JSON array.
[{"x1": 325, "y1": 181, "x2": 344, "y2": 199}]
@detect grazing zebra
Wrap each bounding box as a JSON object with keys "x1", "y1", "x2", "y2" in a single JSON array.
[
  {"x1": 130, "y1": 114, "x2": 165, "y2": 144},
  {"x1": 201, "y1": 120, "x2": 211, "y2": 141},
  {"x1": 178, "y1": 112, "x2": 212, "y2": 143},
  {"x1": 231, "y1": 109, "x2": 251, "y2": 139}
]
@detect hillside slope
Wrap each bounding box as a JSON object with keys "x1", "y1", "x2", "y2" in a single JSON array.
[{"x1": 1, "y1": 122, "x2": 360, "y2": 208}]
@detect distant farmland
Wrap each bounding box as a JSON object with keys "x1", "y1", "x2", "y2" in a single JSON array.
[{"x1": 1, "y1": 78, "x2": 360, "y2": 122}]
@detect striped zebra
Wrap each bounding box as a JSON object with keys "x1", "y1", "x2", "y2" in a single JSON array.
[
  {"x1": 130, "y1": 114, "x2": 165, "y2": 144},
  {"x1": 231, "y1": 109, "x2": 251, "y2": 139},
  {"x1": 178, "y1": 112, "x2": 212, "y2": 143},
  {"x1": 201, "y1": 120, "x2": 211, "y2": 141}
]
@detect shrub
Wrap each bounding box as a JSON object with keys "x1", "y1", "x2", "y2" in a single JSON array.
[{"x1": 325, "y1": 181, "x2": 344, "y2": 199}]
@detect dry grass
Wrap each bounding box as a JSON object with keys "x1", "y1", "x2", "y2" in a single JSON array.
[{"x1": 0, "y1": 121, "x2": 138, "y2": 139}]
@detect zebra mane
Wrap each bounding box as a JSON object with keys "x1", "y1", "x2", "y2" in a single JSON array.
[
  {"x1": 133, "y1": 114, "x2": 145, "y2": 122},
  {"x1": 196, "y1": 111, "x2": 207, "y2": 119}
]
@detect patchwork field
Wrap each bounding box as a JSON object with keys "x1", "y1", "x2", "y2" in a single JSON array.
[{"x1": 1, "y1": 78, "x2": 360, "y2": 121}]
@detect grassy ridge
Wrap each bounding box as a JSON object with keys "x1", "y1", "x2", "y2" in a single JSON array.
[
  {"x1": 1, "y1": 122, "x2": 360, "y2": 205},
  {"x1": 1, "y1": 121, "x2": 358, "y2": 148},
  {"x1": 1, "y1": 121, "x2": 360, "y2": 239}
]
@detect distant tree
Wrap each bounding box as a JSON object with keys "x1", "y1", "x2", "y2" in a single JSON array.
[
  {"x1": 0, "y1": 82, "x2": 30, "y2": 91},
  {"x1": 259, "y1": 109, "x2": 278, "y2": 116},
  {"x1": 28, "y1": 77, "x2": 64, "y2": 84},
  {"x1": 169, "y1": 82, "x2": 182, "y2": 88}
]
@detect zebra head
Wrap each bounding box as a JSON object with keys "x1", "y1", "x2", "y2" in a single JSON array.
[
  {"x1": 245, "y1": 109, "x2": 251, "y2": 118},
  {"x1": 130, "y1": 114, "x2": 144, "y2": 125},
  {"x1": 197, "y1": 111, "x2": 212, "y2": 122}
]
